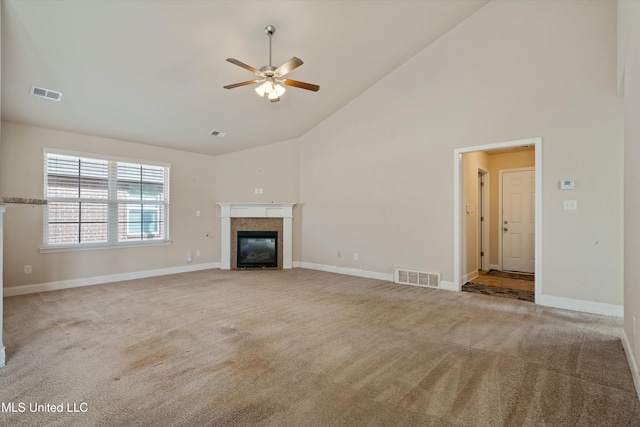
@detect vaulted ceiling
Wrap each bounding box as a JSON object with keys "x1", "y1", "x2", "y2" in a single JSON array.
[{"x1": 1, "y1": 0, "x2": 489, "y2": 156}]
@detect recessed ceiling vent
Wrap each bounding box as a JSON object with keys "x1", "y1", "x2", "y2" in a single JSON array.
[
  {"x1": 210, "y1": 130, "x2": 226, "y2": 138},
  {"x1": 31, "y1": 86, "x2": 63, "y2": 101}
]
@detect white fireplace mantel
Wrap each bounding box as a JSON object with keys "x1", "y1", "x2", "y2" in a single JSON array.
[{"x1": 217, "y1": 202, "x2": 295, "y2": 270}]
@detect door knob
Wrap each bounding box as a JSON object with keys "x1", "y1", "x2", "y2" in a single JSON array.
[{"x1": 503, "y1": 227, "x2": 508, "y2": 232}]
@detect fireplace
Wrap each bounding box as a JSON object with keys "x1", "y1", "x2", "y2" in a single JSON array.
[
  {"x1": 237, "y1": 231, "x2": 278, "y2": 268},
  {"x1": 217, "y1": 202, "x2": 295, "y2": 270}
]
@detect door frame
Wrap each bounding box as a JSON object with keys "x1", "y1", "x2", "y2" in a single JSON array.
[
  {"x1": 453, "y1": 137, "x2": 542, "y2": 302},
  {"x1": 478, "y1": 169, "x2": 490, "y2": 272},
  {"x1": 498, "y1": 167, "x2": 535, "y2": 273}
]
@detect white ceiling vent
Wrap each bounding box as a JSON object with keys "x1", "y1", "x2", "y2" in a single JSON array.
[
  {"x1": 394, "y1": 268, "x2": 440, "y2": 289},
  {"x1": 31, "y1": 86, "x2": 63, "y2": 101},
  {"x1": 210, "y1": 130, "x2": 226, "y2": 138}
]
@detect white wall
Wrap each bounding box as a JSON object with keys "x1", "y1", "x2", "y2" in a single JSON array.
[
  {"x1": 620, "y1": 0, "x2": 640, "y2": 396},
  {"x1": 299, "y1": 0, "x2": 623, "y2": 307},
  {"x1": 0, "y1": 122, "x2": 218, "y2": 289}
]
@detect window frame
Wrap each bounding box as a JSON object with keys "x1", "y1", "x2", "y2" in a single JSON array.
[{"x1": 42, "y1": 148, "x2": 171, "y2": 252}]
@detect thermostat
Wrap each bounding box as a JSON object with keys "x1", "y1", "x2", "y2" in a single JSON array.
[{"x1": 560, "y1": 179, "x2": 575, "y2": 190}]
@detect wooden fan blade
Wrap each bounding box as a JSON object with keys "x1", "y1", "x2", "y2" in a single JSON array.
[
  {"x1": 226, "y1": 58, "x2": 262, "y2": 75},
  {"x1": 223, "y1": 80, "x2": 261, "y2": 89},
  {"x1": 275, "y1": 57, "x2": 303, "y2": 77},
  {"x1": 282, "y1": 79, "x2": 320, "y2": 92}
]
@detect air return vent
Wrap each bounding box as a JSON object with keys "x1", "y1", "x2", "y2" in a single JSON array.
[
  {"x1": 394, "y1": 268, "x2": 440, "y2": 289},
  {"x1": 210, "y1": 130, "x2": 226, "y2": 138},
  {"x1": 31, "y1": 86, "x2": 63, "y2": 101}
]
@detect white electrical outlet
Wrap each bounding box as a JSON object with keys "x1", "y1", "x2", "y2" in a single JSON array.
[
  {"x1": 337, "y1": 251, "x2": 341, "y2": 258},
  {"x1": 186, "y1": 252, "x2": 193, "y2": 263},
  {"x1": 24, "y1": 265, "x2": 32, "y2": 275},
  {"x1": 196, "y1": 250, "x2": 201, "y2": 257},
  {"x1": 196, "y1": 210, "x2": 201, "y2": 217},
  {"x1": 354, "y1": 252, "x2": 359, "y2": 260}
]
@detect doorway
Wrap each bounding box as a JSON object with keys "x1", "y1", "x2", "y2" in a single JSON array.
[{"x1": 453, "y1": 137, "x2": 542, "y2": 302}]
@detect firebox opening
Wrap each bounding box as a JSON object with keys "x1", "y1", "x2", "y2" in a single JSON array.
[{"x1": 237, "y1": 231, "x2": 278, "y2": 268}]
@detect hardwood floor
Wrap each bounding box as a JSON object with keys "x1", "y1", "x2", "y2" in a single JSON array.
[{"x1": 470, "y1": 270, "x2": 534, "y2": 292}]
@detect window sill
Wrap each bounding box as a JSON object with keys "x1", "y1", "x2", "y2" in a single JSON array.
[{"x1": 39, "y1": 240, "x2": 171, "y2": 253}]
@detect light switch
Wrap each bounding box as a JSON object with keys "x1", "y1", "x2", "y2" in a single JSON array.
[{"x1": 563, "y1": 200, "x2": 577, "y2": 211}]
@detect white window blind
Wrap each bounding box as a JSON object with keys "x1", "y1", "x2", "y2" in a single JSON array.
[{"x1": 44, "y1": 151, "x2": 169, "y2": 248}]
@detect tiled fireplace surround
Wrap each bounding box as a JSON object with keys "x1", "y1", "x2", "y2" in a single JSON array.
[{"x1": 217, "y1": 203, "x2": 295, "y2": 270}]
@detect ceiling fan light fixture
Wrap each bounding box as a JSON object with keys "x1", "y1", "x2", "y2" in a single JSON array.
[
  {"x1": 255, "y1": 82, "x2": 267, "y2": 97},
  {"x1": 255, "y1": 80, "x2": 285, "y2": 100}
]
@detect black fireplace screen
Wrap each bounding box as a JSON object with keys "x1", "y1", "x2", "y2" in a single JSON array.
[{"x1": 237, "y1": 231, "x2": 278, "y2": 268}]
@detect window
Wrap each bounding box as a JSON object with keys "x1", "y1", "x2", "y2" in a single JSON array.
[{"x1": 44, "y1": 149, "x2": 170, "y2": 248}]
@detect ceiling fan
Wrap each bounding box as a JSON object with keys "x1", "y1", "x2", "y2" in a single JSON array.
[{"x1": 223, "y1": 25, "x2": 320, "y2": 102}]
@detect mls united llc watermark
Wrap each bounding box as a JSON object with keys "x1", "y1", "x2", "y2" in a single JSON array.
[{"x1": 1, "y1": 402, "x2": 88, "y2": 413}]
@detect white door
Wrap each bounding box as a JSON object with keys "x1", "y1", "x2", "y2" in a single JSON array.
[{"x1": 502, "y1": 169, "x2": 535, "y2": 273}]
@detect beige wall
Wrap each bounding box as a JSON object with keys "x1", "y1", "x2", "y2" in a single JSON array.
[
  {"x1": 620, "y1": 0, "x2": 640, "y2": 393},
  {"x1": 214, "y1": 139, "x2": 301, "y2": 259},
  {"x1": 461, "y1": 151, "x2": 489, "y2": 279},
  {"x1": 298, "y1": 0, "x2": 623, "y2": 306},
  {"x1": 214, "y1": 139, "x2": 299, "y2": 203},
  {"x1": 0, "y1": 122, "x2": 218, "y2": 287},
  {"x1": 0, "y1": 1, "x2": 628, "y2": 316}
]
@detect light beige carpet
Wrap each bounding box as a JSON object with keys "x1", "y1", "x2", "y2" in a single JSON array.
[{"x1": 1, "y1": 268, "x2": 639, "y2": 426}]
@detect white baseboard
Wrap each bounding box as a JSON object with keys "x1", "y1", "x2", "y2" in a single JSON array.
[
  {"x1": 462, "y1": 270, "x2": 478, "y2": 284},
  {"x1": 537, "y1": 294, "x2": 623, "y2": 318},
  {"x1": 622, "y1": 330, "x2": 640, "y2": 401},
  {"x1": 439, "y1": 280, "x2": 457, "y2": 291},
  {"x1": 296, "y1": 261, "x2": 458, "y2": 291},
  {"x1": 296, "y1": 262, "x2": 393, "y2": 282},
  {"x1": 3, "y1": 262, "x2": 220, "y2": 297}
]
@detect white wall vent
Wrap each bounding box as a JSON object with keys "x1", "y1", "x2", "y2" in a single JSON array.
[
  {"x1": 210, "y1": 130, "x2": 226, "y2": 138},
  {"x1": 31, "y1": 86, "x2": 63, "y2": 101},
  {"x1": 394, "y1": 268, "x2": 440, "y2": 289}
]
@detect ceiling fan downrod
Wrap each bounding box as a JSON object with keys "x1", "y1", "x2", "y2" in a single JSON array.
[{"x1": 265, "y1": 25, "x2": 275, "y2": 68}]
